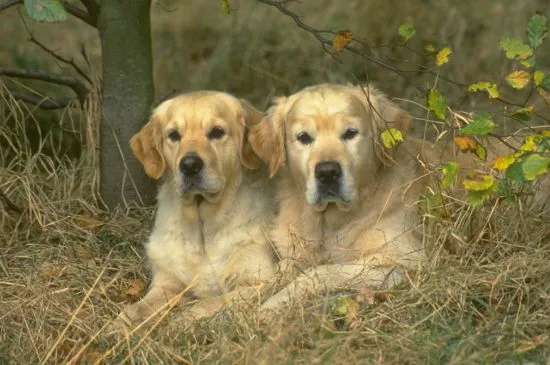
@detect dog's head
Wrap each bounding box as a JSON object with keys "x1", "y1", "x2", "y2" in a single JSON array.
[
  {"x1": 130, "y1": 91, "x2": 262, "y2": 204},
  {"x1": 249, "y1": 84, "x2": 411, "y2": 211}
]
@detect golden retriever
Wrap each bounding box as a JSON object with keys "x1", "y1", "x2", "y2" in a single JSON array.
[
  {"x1": 119, "y1": 91, "x2": 277, "y2": 324},
  {"x1": 249, "y1": 83, "x2": 435, "y2": 309}
]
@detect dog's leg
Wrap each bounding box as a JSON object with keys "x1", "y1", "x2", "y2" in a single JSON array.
[
  {"x1": 117, "y1": 271, "x2": 186, "y2": 326},
  {"x1": 185, "y1": 284, "x2": 266, "y2": 319},
  {"x1": 261, "y1": 259, "x2": 404, "y2": 310}
]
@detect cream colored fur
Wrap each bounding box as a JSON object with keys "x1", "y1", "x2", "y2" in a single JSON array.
[
  {"x1": 119, "y1": 91, "x2": 276, "y2": 324},
  {"x1": 249, "y1": 83, "x2": 436, "y2": 309}
]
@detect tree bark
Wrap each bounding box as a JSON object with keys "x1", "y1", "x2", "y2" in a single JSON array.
[{"x1": 98, "y1": 0, "x2": 156, "y2": 208}]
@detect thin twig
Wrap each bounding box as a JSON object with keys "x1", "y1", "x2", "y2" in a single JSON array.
[
  {"x1": 79, "y1": 0, "x2": 99, "y2": 26},
  {"x1": 8, "y1": 90, "x2": 75, "y2": 110},
  {"x1": 61, "y1": 0, "x2": 97, "y2": 27},
  {"x1": 0, "y1": 67, "x2": 89, "y2": 105},
  {"x1": 0, "y1": 187, "x2": 22, "y2": 214},
  {"x1": 29, "y1": 34, "x2": 93, "y2": 85}
]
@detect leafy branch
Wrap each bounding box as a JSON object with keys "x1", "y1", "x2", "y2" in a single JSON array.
[
  {"x1": 257, "y1": 0, "x2": 426, "y2": 93},
  {"x1": 0, "y1": 0, "x2": 99, "y2": 27}
]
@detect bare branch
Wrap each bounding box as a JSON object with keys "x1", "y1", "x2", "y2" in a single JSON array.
[
  {"x1": 8, "y1": 90, "x2": 75, "y2": 110},
  {"x1": 257, "y1": 0, "x2": 426, "y2": 93},
  {"x1": 61, "y1": 0, "x2": 97, "y2": 27},
  {"x1": 29, "y1": 35, "x2": 93, "y2": 85},
  {"x1": 79, "y1": 0, "x2": 99, "y2": 23},
  {"x1": 0, "y1": 0, "x2": 21, "y2": 12},
  {"x1": 0, "y1": 67, "x2": 89, "y2": 105}
]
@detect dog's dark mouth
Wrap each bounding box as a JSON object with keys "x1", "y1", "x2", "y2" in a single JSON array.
[{"x1": 317, "y1": 184, "x2": 343, "y2": 201}]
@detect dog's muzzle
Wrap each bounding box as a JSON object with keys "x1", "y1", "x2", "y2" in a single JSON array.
[
  {"x1": 179, "y1": 152, "x2": 204, "y2": 190},
  {"x1": 315, "y1": 160, "x2": 342, "y2": 199}
]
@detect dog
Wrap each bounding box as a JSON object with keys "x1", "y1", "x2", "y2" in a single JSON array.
[
  {"x1": 119, "y1": 91, "x2": 277, "y2": 324},
  {"x1": 249, "y1": 83, "x2": 436, "y2": 309}
]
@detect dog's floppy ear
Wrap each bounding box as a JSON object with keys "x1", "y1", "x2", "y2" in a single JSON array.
[
  {"x1": 354, "y1": 84, "x2": 412, "y2": 166},
  {"x1": 238, "y1": 99, "x2": 264, "y2": 171},
  {"x1": 248, "y1": 97, "x2": 287, "y2": 178},
  {"x1": 129, "y1": 102, "x2": 170, "y2": 180}
]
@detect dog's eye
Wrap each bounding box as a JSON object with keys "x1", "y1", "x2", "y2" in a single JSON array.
[
  {"x1": 168, "y1": 130, "x2": 181, "y2": 142},
  {"x1": 208, "y1": 126, "x2": 225, "y2": 140},
  {"x1": 341, "y1": 128, "x2": 359, "y2": 141},
  {"x1": 296, "y1": 131, "x2": 313, "y2": 145}
]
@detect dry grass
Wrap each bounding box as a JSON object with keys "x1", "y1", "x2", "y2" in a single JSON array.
[
  {"x1": 1, "y1": 1, "x2": 550, "y2": 364},
  {"x1": 1, "y1": 90, "x2": 549, "y2": 365}
]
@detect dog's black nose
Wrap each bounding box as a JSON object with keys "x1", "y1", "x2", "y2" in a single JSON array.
[
  {"x1": 315, "y1": 161, "x2": 342, "y2": 185},
  {"x1": 179, "y1": 154, "x2": 204, "y2": 176}
]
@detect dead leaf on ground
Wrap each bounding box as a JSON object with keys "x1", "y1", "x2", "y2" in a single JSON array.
[
  {"x1": 355, "y1": 285, "x2": 376, "y2": 305},
  {"x1": 74, "y1": 214, "x2": 104, "y2": 229},
  {"x1": 515, "y1": 334, "x2": 548, "y2": 353},
  {"x1": 124, "y1": 279, "x2": 146, "y2": 298},
  {"x1": 40, "y1": 264, "x2": 65, "y2": 279}
]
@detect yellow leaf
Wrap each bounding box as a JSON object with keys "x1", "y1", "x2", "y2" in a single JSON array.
[
  {"x1": 463, "y1": 174, "x2": 495, "y2": 191},
  {"x1": 506, "y1": 70, "x2": 530, "y2": 89},
  {"x1": 220, "y1": 0, "x2": 231, "y2": 15},
  {"x1": 492, "y1": 154, "x2": 516, "y2": 171},
  {"x1": 542, "y1": 130, "x2": 550, "y2": 137},
  {"x1": 534, "y1": 70, "x2": 545, "y2": 86},
  {"x1": 381, "y1": 128, "x2": 404, "y2": 148},
  {"x1": 124, "y1": 279, "x2": 146, "y2": 298},
  {"x1": 521, "y1": 135, "x2": 539, "y2": 151},
  {"x1": 454, "y1": 135, "x2": 477, "y2": 152},
  {"x1": 468, "y1": 82, "x2": 500, "y2": 99},
  {"x1": 436, "y1": 47, "x2": 451, "y2": 66},
  {"x1": 332, "y1": 30, "x2": 353, "y2": 52}
]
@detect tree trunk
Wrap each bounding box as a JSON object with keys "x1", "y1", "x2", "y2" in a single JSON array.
[{"x1": 98, "y1": 0, "x2": 156, "y2": 208}]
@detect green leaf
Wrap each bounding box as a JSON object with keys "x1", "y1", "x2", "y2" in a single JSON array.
[
  {"x1": 419, "y1": 192, "x2": 445, "y2": 217},
  {"x1": 398, "y1": 22, "x2": 416, "y2": 41},
  {"x1": 520, "y1": 56, "x2": 536, "y2": 68},
  {"x1": 468, "y1": 82, "x2": 500, "y2": 99},
  {"x1": 534, "y1": 71, "x2": 545, "y2": 86},
  {"x1": 467, "y1": 189, "x2": 494, "y2": 206},
  {"x1": 539, "y1": 75, "x2": 550, "y2": 91},
  {"x1": 512, "y1": 106, "x2": 533, "y2": 121},
  {"x1": 427, "y1": 88, "x2": 447, "y2": 120},
  {"x1": 24, "y1": 0, "x2": 67, "y2": 22},
  {"x1": 505, "y1": 161, "x2": 526, "y2": 184},
  {"x1": 521, "y1": 153, "x2": 550, "y2": 180},
  {"x1": 459, "y1": 113, "x2": 495, "y2": 136},
  {"x1": 499, "y1": 37, "x2": 533, "y2": 60},
  {"x1": 380, "y1": 128, "x2": 403, "y2": 148},
  {"x1": 475, "y1": 143, "x2": 487, "y2": 161},
  {"x1": 442, "y1": 162, "x2": 459, "y2": 188},
  {"x1": 526, "y1": 13, "x2": 548, "y2": 48}
]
